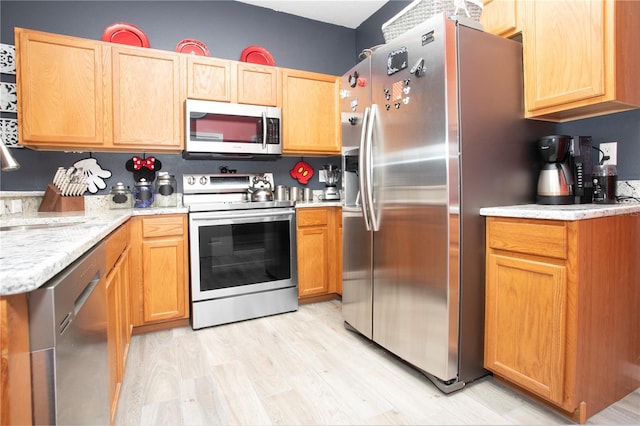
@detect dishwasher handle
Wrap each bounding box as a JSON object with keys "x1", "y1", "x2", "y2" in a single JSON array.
[
  {"x1": 29, "y1": 242, "x2": 106, "y2": 350},
  {"x1": 57, "y1": 270, "x2": 101, "y2": 335}
]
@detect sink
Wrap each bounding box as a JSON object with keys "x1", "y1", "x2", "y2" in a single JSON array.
[{"x1": 0, "y1": 221, "x2": 86, "y2": 232}]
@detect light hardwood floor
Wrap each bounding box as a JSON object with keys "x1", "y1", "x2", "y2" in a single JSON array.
[{"x1": 115, "y1": 300, "x2": 639, "y2": 425}]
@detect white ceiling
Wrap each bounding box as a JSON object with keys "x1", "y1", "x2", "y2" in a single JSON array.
[{"x1": 235, "y1": 0, "x2": 390, "y2": 29}]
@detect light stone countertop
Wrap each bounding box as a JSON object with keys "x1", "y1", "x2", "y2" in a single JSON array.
[
  {"x1": 479, "y1": 202, "x2": 640, "y2": 220},
  {"x1": 0, "y1": 206, "x2": 187, "y2": 296}
]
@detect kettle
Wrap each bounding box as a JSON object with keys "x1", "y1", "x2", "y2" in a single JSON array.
[{"x1": 248, "y1": 175, "x2": 274, "y2": 202}]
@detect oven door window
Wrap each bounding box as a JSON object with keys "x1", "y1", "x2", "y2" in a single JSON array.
[{"x1": 198, "y1": 220, "x2": 290, "y2": 290}]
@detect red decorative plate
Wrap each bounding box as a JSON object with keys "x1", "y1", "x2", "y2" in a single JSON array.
[
  {"x1": 176, "y1": 39, "x2": 210, "y2": 56},
  {"x1": 240, "y1": 46, "x2": 275, "y2": 66},
  {"x1": 102, "y1": 22, "x2": 150, "y2": 48}
]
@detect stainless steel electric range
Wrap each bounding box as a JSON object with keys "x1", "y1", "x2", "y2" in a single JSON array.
[{"x1": 183, "y1": 173, "x2": 298, "y2": 330}]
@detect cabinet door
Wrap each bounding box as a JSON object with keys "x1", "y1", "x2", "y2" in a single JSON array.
[
  {"x1": 480, "y1": 0, "x2": 519, "y2": 37},
  {"x1": 105, "y1": 266, "x2": 122, "y2": 422},
  {"x1": 297, "y1": 225, "x2": 330, "y2": 297},
  {"x1": 16, "y1": 28, "x2": 109, "y2": 148},
  {"x1": 297, "y1": 208, "x2": 332, "y2": 298},
  {"x1": 336, "y1": 208, "x2": 343, "y2": 296},
  {"x1": 119, "y1": 247, "x2": 131, "y2": 357},
  {"x1": 130, "y1": 215, "x2": 189, "y2": 328},
  {"x1": 282, "y1": 69, "x2": 340, "y2": 155},
  {"x1": 484, "y1": 253, "x2": 567, "y2": 404},
  {"x1": 137, "y1": 216, "x2": 188, "y2": 324},
  {"x1": 141, "y1": 236, "x2": 188, "y2": 323},
  {"x1": 236, "y1": 63, "x2": 280, "y2": 106},
  {"x1": 523, "y1": 0, "x2": 605, "y2": 113},
  {"x1": 0, "y1": 294, "x2": 32, "y2": 426},
  {"x1": 186, "y1": 56, "x2": 232, "y2": 102},
  {"x1": 111, "y1": 46, "x2": 184, "y2": 151}
]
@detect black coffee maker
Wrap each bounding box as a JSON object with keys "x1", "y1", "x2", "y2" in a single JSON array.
[{"x1": 536, "y1": 135, "x2": 593, "y2": 205}]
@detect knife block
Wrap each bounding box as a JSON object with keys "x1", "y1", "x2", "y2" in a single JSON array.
[{"x1": 38, "y1": 184, "x2": 85, "y2": 212}]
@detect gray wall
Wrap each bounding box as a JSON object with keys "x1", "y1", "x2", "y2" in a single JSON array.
[
  {"x1": 0, "y1": 0, "x2": 350, "y2": 192},
  {"x1": 556, "y1": 109, "x2": 640, "y2": 179},
  {"x1": 1, "y1": 0, "x2": 638, "y2": 193}
]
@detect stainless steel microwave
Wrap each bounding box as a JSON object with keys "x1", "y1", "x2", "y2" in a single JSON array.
[{"x1": 184, "y1": 99, "x2": 282, "y2": 158}]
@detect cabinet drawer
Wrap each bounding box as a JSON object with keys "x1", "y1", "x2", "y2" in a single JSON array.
[
  {"x1": 487, "y1": 218, "x2": 567, "y2": 259},
  {"x1": 141, "y1": 215, "x2": 185, "y2": 238},
  {"x1": 297, "y1": 208, "x2": 329, "y2": 227},
  {"x1": 105, "y1": 222, "x2": 130, "y2": 271}
]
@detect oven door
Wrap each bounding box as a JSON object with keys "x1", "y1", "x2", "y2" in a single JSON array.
[{"x1": 188, "y1": 208, "x2": 297, "y2": 302}]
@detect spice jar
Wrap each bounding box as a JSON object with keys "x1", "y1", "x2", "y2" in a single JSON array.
[
  {"x1": 108, "y1": 182, "x2": 133, "y2": 209},
  {"x1": 134, "y1": 178, "x2": 155, "y2": 208},
  {"x1": 154, "y1": 172, "x2": 177, "y2": 207}
]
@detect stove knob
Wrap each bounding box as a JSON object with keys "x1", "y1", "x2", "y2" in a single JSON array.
[
  {"x1": 186, "y1": 176, "x2": 196, "y2": 186},
  {"x1": 199, "y1": 176, "x2": 208, "y2": 186}
]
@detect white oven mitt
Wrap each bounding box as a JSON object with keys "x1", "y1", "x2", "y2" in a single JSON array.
[{"x1": 74, "y1": 158, "x2": 112, "y2": 194}]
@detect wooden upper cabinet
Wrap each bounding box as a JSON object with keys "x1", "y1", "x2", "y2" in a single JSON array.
[
  {"x1": 282, "y1": 69, "x2": 340, "y2": 155},
  {"x1": 15, "y1": 28, "x2": 184, "y2": 152},
  {"x1": 186, "y1": 56, "x2": 233, "y2": 102},
  {"x1": 236, "y1": 62, "x2": 280, "y2": 106},
  {"x1": 111, "y1": 45, "x2": 184, "y2": 151},
  {"x1": 480, "y1": 0, "x2": 520, "y2": 38},
  {"x1": 16, "y1": 28, "x2": 109, "y2": 148},
  {"x1": 186, "y1": 58, "x2": 279, "y2": 106},
  {"x1": 522, "y1": 0, "x2": 640, "y2": 122}
]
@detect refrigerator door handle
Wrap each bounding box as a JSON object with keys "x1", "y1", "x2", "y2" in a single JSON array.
[
  {"x1": 359, "y1": 106, "x2": 372, "y2": 231},
  {"x1": 364, "y1": 103, "x2": 380, "y2": 232}
]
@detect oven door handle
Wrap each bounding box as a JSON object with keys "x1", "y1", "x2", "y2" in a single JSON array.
[
  {"x1": 262, "y1": 111, "x2": 267, "y2": 150},
  {"x1": 190, "y1": 209, "x2": 295, "y2": 223}
]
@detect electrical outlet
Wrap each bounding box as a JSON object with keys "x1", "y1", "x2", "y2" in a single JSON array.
[
  {"x1": 319, "y1": 170, "x2": 327, "y2": 183},
  {"x1": 600, "y1": 142, "x2": 617, "y2": 165},
  {"x1": 9, "y1": 199, "x2": 22, "y2": 214}
]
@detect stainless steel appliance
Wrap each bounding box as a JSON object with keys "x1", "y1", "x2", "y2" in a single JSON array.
[
  {"x1": 341, "y1": 13, "x2": 554, "y2": 393},
  {"x1": 29, "y1": 242, "x2": 108, "y2": 425},
  {"x1": 183, "y1": 173, "x2": 298, "y2": 330},
  {"x1": 321, "y1": 164, "x2": 341, "y2": 201},
  {"x1": 536, "y1": 134, "x2": 594, "y2": 205},
  {"x1": 593, "y1": 163, "x2": 617, "y2": 203},
  {"x1": 184, "y1": 99, "x2": 282, "y2": 159}
]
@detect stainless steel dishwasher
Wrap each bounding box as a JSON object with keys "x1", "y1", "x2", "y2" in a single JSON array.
[{"x1": 28, "y1": 241, "x2": 109, "y2": 425}]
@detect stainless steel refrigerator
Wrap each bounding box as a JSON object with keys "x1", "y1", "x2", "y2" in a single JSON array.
[{"x1": 341, "y1": 13, "x2": 553, "y2": 393}]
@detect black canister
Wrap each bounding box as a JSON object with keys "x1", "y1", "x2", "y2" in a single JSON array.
[
  {"x1": 592, "y1": 164, "x2": 617, "y2": 204},
  {"x1": 134, "y1": 178, "x2": 155, "y2": 208}
]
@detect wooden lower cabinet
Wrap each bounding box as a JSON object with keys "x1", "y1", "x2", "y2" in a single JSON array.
[
  {"x1": 0, "y1": 293, "x2": 32, "y2": 426},
  {"x1": 296, "y1": 207, "x2": 341, "y2": 301},
  {"x1": 104, "y1": 222, "x2": 131, "y2": 423},
  {"x1": 129, "y1": 214, "x2": 189, "y2": 330},
  {"x1": 336, "y1": 210, "x2": 342, "y2": 296},
  {"x1": 484, "y1": 215, "x2": 640, "y2": 423}
]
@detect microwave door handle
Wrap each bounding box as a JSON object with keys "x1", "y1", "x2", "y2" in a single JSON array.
[{"x1": 262, "y1": 111, "x2": 267, "y2": 150}]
